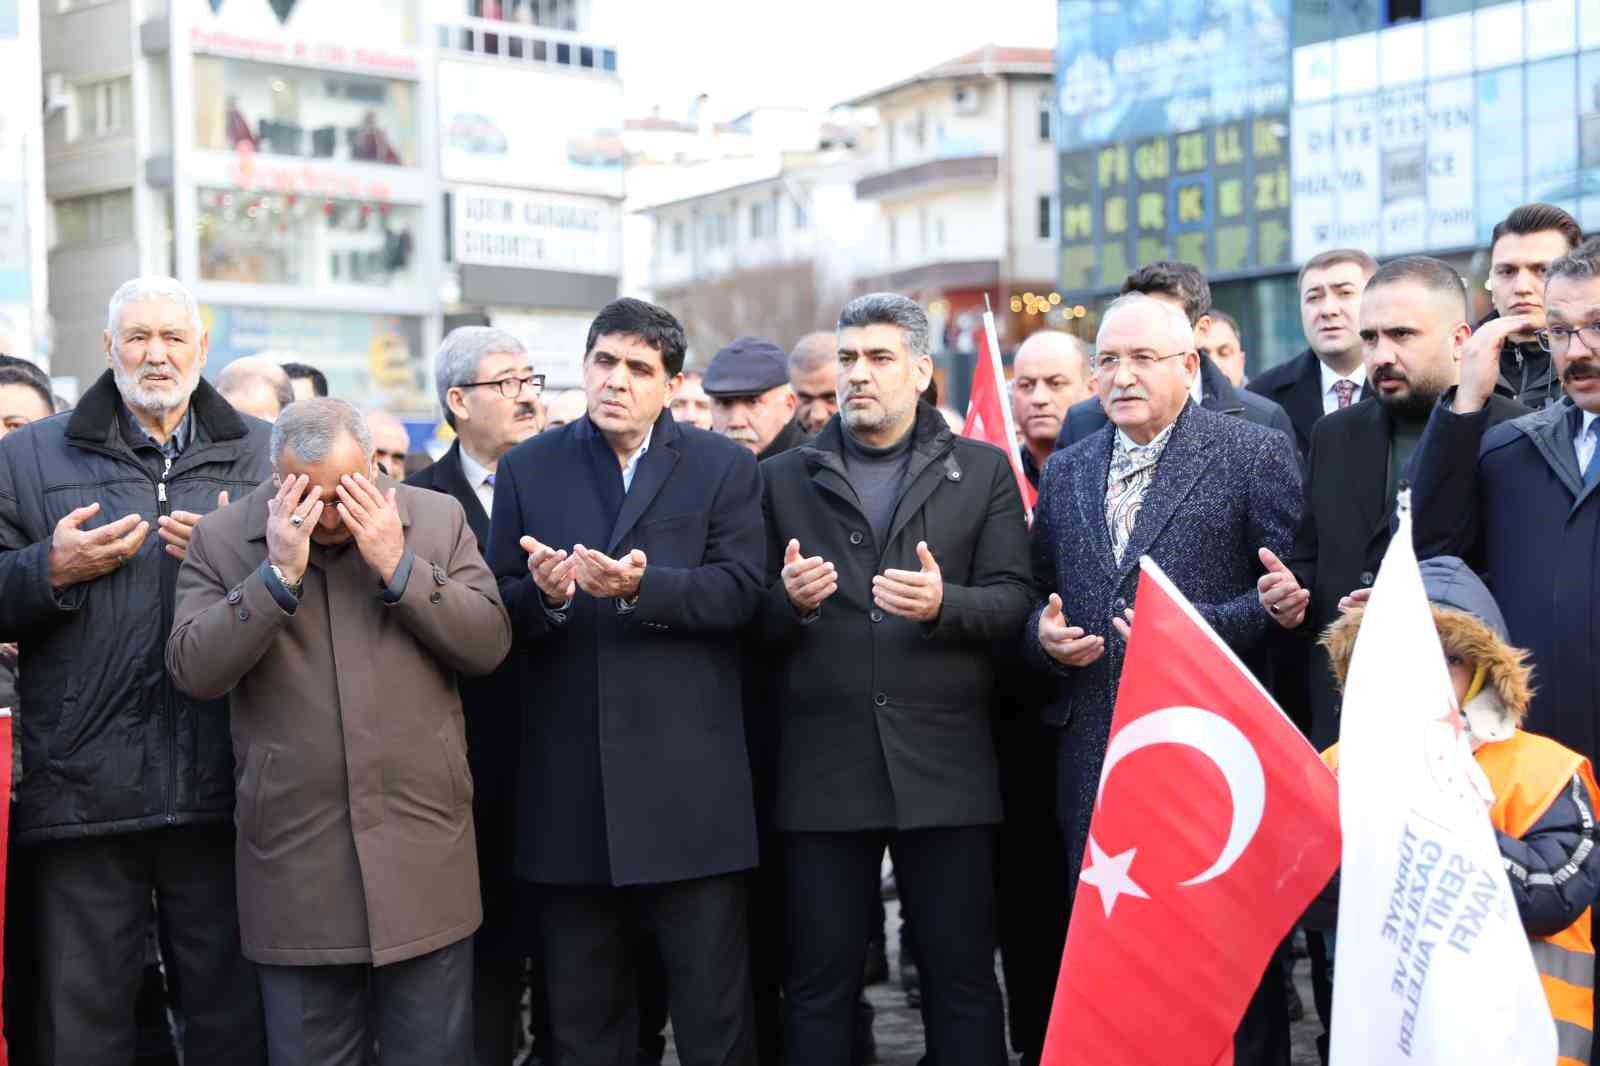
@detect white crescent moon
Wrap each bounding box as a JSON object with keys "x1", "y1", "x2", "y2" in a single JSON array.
[{"x1": 1095, "y1": 705, "x2": 1265, "y2": 886}]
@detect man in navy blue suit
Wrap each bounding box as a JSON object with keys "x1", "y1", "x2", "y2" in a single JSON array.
[
  {"x1": 485, "y1": 298, "x2": 765, "y2": 1066},
  {"x1": 1026, "y1": 293, "x2": 1301, "y2": 1065}
]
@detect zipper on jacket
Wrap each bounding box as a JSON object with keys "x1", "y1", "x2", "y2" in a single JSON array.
[{"x1": 159, "y1": 454, "x2": 176, "y2": 824}]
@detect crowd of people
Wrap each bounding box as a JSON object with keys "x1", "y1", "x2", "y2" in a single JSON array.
[{"x1": 0, "y1": 198, "x2": 1598, "y2": 1066}]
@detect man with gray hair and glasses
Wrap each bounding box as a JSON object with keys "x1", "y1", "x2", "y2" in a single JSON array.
[
  {"x1": 168, "y1": 396, "x2": 511, "y2": 1065},
  {"x1": 0, "y1": 275, "x2": 271, "y2": 1062},
  {"x1": 406, "y1": 325, "x2": 543, "y2": 1064}
]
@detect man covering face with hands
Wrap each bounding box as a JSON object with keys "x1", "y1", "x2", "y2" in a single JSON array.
[
  {"x1": 757, "y1": 292, "x2": 1032, "y2": 1066},
  {"x1": 166, "y1": 397, "x2": 510, "y2": 1065}
]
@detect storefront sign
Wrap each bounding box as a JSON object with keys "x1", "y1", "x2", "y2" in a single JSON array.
[
  {"x1": 190, "y1": 28, "x2": 421, "y2": 79},
  {"x1": 451, "y1": 186, "x2": 620, "y2": 277}
]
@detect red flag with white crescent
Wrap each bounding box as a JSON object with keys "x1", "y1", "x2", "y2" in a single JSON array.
[
  {"x1": 1042, "y1": 558, "x2": 1340, "y2": 1066},
  {"x1": 961, "y1": 309, "x2": 1037, "y2": 515}
]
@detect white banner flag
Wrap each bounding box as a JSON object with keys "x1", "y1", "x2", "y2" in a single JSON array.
[{"x1": 1330, "y1": 502, "x2": 1555, "y2": 1065}]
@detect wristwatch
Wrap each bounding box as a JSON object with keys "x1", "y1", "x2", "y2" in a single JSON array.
[{"x1": 269, "y1": 563, "x2": 304, "y2": 598}]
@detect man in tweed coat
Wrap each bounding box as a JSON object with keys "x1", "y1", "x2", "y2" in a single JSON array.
[{"x1": 1025, "y1": 293, "x2": 1301, "y2": 1062}]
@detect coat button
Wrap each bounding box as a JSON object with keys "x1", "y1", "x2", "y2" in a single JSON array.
[
  {"x1": 948, "y1": 469, "x2": 961, "y2": 481},
  {"x1": 1113, "y1": 597, "x2": 1126, "y2": 612},
  {"x1": 849, "y1": 531, "x2": 864, "y2": 545},
  {"x1": 1360, "y1": 571, "x2": 1375, "y2": 587},
  {"x1": 226, "y1": 588, "x2": 242, "y2": 605},
  {"x1": 873, "y1": 693, "x2": 888, "y2": 707},
  {"x1": 433, "y1": 564, "x2": 447, "y2": 586},
  {"x1": 236, "y1": 608, "x2": 249, "y2": 622},
  {"x1": 870, "y1": 609, "x2": 884, "y2": 623},
  {"x1": 429, "y1": 591, "x2": 443, "y2": 604}
]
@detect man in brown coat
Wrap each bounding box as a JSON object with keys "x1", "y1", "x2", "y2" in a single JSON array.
[{"x1": 166, "y1": 397, "x2": 512, "y2": 1066}]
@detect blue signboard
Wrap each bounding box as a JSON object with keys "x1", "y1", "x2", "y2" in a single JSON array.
[{"x1": 1056, "y1": 0, "x2": 1292, "y2": 151}]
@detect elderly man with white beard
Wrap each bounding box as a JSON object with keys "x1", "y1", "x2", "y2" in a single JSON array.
[{"x1": 0, "y1": 275, "x2": 271, "y2": 1062}]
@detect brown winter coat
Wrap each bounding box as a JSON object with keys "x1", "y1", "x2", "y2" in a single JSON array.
[{"x1": 166, "y1": 479, "x2": 511, "y2": 967}]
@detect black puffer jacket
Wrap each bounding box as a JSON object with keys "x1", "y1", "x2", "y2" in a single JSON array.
[
  {"x1": 1481, "y1": 308, "x2": 1565, "y2": 410},
  {"x1": 0, "y1": 371, "x2": 272, "y2": 842}
]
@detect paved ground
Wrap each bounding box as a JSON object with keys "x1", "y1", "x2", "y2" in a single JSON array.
[{"x1": 662, "y1": 899, "x2": 1324, "y2": 1065}]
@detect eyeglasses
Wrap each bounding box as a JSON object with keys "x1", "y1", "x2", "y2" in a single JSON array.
[
  {"x1": 1091, "y1": 351, "x2": 1190, "y2": 376},
  {"x1": 458, "y1": 373, "x2": 546, "y2": 399},
  {"x1": 1535, "y1": 324, "x2": 1600, "y2": 355}
]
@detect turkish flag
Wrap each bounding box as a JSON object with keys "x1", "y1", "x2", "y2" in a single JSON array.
[
  {"x1": 1042, "y1": 558, "x2": 1340, "y2": 1066},
  {"x1": 962, "y1": 310, "x2": 1036, "y2": 515}
]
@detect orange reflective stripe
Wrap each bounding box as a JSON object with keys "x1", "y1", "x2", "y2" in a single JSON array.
[{"x1": 1540, "y1": 973, "x2": 1594, "y2": 1028}]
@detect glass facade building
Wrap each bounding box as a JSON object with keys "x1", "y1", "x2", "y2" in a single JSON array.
[{"x1": 1056, "y1": 0, "x2": 1600, "y2": 373}]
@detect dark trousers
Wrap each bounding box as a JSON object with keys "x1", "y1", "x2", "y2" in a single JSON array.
[
  {"x1": 30, "y1": 823, "x2": 264, "y2": 1066},
  {"x1": 783, "y1": 827, "x2": 1007, "y2": 1066},
  {"x1": 748, "y1": 832, "x2": 787, "y2": 1064},
  {"x1": 1233, "y1": 948, "x2": 1290, "y2": 1066},
  {"x1": 258, "y1": 937, "x2": 472, "y2": 1066},
  {"x1": 993, "y1": 725, "x2": 1069, "y2": 1066},
  {"x1": 536, "y1": 872, "x2": 756, "y2": 1066}
]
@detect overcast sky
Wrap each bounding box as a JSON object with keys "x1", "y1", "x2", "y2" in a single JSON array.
[{"x1": 609, "y1": 0, "x2": 1058, "y2": 121}]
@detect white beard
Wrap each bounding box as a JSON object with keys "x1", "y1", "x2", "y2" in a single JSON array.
[{"x1": 111, "y1": 356, "x2": 200, "y2": 415}]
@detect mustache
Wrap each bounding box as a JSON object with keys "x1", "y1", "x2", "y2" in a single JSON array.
[
  {"x1": 513, "y1": 403, "x2": 539, "y2": 418},
  {"x1": 1107, "y1": 386, "x2": 1149, "y2": 402},
  {"x1": 1563, "y1": 362, "x2": 1600, "y2": 384},
  {"x1": 722, "y1": 427, "x2": 759, "y2": 443},
  {"x1": 1371, "y1": 365, "x2": 1408, "y2": 385}
]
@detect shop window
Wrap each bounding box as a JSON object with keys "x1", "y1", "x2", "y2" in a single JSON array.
[
  {"x1": 193, "y1": 57, "x2": 418, "y2": 168},
  {"x1": 197, "y1": 189, "x2": 420, "y2": 290}
]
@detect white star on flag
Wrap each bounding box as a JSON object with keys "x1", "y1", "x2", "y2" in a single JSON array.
[{"x1": 1079, "y1": 835, "x2": 1149, "y2": 918}]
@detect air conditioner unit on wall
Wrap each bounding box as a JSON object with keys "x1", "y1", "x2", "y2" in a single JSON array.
[{"x1": 953, "y1": 86, "x2": 981, "y2": 115}]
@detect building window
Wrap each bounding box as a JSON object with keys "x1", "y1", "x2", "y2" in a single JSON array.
[
  {"x1": 935, "y1": 217, "x2": 946, "y2": 248},
  {"x1": 1037, "y1": 194, "x2": 1053, "y2": 240},
  {"x1": 53, "y1": 190, "x2": 133, "y2": 247},
  {"x1": 69, "y1": 77, "x2": 130, "y2": 142},
  {"x1": 671, "y1": 219, "x2": 685, "y2": 255},
  {"x1": 196, "y1": 189, "x2": 420, "y2": 289},
  {"x1": 579, "y1": 46, "x2": 595, "y2": 68},
  {"x1": 751, "y1": 200, "x2": 775, "y2": 239},
  {"x1": 1038, "y1": 93, "x2": 1052, "y2": 143},
  {"x1": 793, "y1": 199, "x2": 808, "y2": 231},
  {"x1": 556, "y1": 42, "x2": 571, "y2": 65},
  {"x1": 888, "y1": 215, "x2": 898, "y2": 261}
]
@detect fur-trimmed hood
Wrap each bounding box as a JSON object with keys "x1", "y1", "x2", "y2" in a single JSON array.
[{"x1": 1319, "y1": 557, "x2": 1535, "y2": 738}]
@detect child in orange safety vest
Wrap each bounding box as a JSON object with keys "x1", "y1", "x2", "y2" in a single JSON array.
[{"x1": 1313, "y1": 555, "x2": 1600, "y2": 1066}]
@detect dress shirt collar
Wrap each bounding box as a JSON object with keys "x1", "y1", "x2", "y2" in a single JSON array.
[{"x1": 620, "y1": 424, "x2": 654, "y2": 493}]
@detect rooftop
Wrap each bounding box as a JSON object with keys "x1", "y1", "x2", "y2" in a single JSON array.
[{"x1": 841, "y1": 44, "x2": 1055, "y2": 107}]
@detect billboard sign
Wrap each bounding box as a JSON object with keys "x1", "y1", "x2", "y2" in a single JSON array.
[
  {"x1": 438, "y1": 61, "x2": 624, "y2": 198},
  {"x1": 1055, "y1": 0, "x2": 1292, "y2": 151}
]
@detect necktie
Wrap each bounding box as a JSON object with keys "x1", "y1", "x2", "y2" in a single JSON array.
[
  {"x1": 1332, "y1": 380, "x2": 1358, "y2": 410},
  {"x1": 1584, "y1": 422, "x2": 1600, "y2": 488}
]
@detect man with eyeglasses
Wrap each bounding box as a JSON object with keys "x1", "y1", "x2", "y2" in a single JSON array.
[
  {"x1": 1026, "y1": 293, "x2": 1300, "y2": 1065},
  {"x1": 1413, "y1": 236, "x2": 1600, "y2": 785},
  {"x1": 1479, "y1": 203, "x2": 1582, "y2": 410},
  {"x1": 406, "y1": 325, "x2": 545, "y2": 1066}
]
